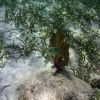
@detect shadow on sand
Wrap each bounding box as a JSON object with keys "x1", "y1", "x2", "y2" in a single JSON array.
[{"x1": 53, "y1": 69, "x2": 74, "y2": 80}]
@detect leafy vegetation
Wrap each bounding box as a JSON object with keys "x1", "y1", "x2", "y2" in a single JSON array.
[{"x1": 0, "y1": 0, "x2": 100, "y2": 81}]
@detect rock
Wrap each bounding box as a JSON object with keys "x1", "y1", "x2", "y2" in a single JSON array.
[{"x1": 20, "y1": 70, "x2": 93, "y2": 100}]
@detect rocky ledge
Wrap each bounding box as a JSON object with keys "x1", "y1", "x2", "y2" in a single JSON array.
[{"x1": 19, "y1": 70, "x2": 93, "y2": 100}]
